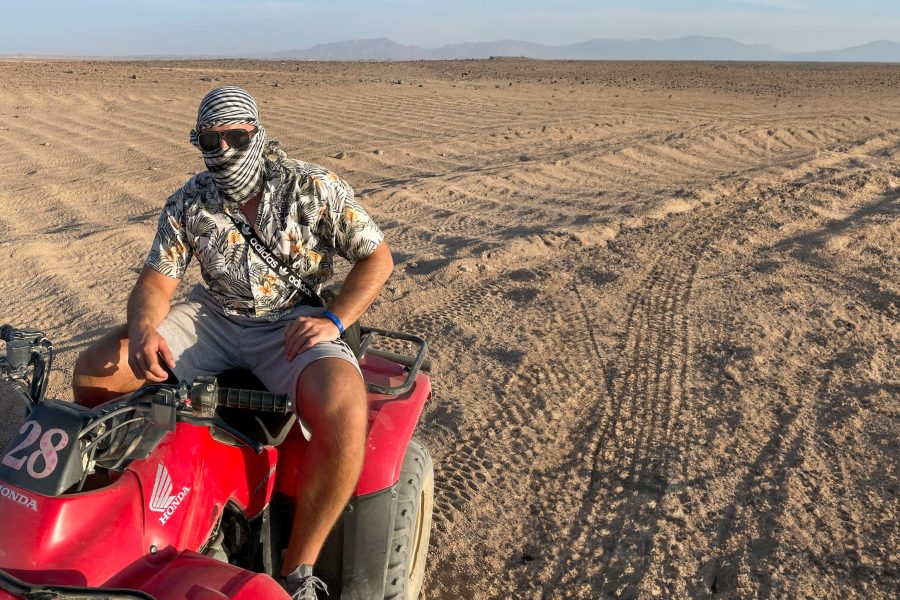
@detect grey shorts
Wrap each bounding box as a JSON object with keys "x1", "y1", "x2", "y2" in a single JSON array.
[{"x1": 156, "y1": 285, "x2": 361, "y2": 439}]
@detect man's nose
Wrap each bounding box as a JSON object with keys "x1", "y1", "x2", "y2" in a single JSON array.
[{"x1": 219, "y1": 137, "x2": 229, "y2": 150}]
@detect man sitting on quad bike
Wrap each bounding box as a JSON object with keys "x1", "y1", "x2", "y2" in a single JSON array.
[{"x1": 71, "y1": 86, "x2": 393, "y2": 599}]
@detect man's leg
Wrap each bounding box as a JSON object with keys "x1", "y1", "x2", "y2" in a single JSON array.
[
  {"x1": 72, "y1": 295, "x2": 235, "y2": 407},
  {"x1": 72, "y1": 326, "x2": 146, "y2": 407},
  {"x1": 281, "y1": 357, "x2": 368, "y2": 575}
]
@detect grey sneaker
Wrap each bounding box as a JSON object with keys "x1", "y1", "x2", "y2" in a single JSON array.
[{"x1": 284, "y1": 565, "x2": 328, "y2": 600}]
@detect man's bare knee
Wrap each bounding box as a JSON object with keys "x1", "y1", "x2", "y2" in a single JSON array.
[
  {"x1": 72, "y1": 325, "x2": 140, "y2": 406},
  {"x1": 296, "y1": 359, "x2": 367, "y2": 445}
]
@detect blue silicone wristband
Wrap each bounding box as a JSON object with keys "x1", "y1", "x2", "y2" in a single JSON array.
[{"x1": 321, "y1": 310, "x2": 345, "y2": 335}]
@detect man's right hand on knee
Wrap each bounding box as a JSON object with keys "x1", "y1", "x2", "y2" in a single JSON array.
[{"x1": 128, "y1": 324, "x2": 176, "y2": 382}]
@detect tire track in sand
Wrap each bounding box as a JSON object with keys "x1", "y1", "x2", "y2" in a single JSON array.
[
  {"x1": 540, "y1": 205, "x2": 721, "y2": 598},
  {"x1": 536, "y1": 132, "x2": 897, "y2": 598}
]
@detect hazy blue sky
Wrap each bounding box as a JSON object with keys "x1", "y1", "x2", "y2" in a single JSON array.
[{"x1": 1, "y1": 0, "x2": 897, "y2": 56}]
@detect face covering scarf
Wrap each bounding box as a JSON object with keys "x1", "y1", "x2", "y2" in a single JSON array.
[{"x1": 189, "y1": 86, "x2": 267, "y2": 208}]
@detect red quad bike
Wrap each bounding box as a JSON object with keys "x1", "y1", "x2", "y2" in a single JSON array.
[{"x1": 0, "y1": 324, "x2": 434, "y2": 599}]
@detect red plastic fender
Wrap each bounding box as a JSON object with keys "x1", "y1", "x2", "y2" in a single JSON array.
[
  {"x1": 356, "y1": 363, "x2": 432, "y2": 496},
  {"x1": 105, "y1": 549, "x2": 289, "y2": 599},
  {"x1": 274, "y1": 354, "x2": 432, "y2": 499}
]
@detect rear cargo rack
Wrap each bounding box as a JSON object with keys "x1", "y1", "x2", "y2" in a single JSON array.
[{"x1": 359, "y1": 327, "x2": 430, "y2": 396}]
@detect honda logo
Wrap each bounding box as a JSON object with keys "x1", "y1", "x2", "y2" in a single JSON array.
[{"x1": 148, "y1": 464, "x2": 190, "y2": 525}]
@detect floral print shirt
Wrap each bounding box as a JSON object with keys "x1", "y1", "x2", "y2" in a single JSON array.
[{"x1": 145, "y1": 141, "x2": 384, "y2": 319}]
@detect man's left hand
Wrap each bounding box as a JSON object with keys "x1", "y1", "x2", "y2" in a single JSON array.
[{"x1": 284, "y1": 316, "x2": 341, "y2": 360}]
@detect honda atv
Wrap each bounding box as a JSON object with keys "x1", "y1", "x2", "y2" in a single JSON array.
[{"x1": 0, "y1": 324, "x2": 433, "y2": 599}]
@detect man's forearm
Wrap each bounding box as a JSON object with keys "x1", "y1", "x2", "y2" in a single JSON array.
[
  {"x1": 327, "y1": 243, "x2": 393, "y2": 326},
  {"x1": 126, "y1": 282, "x2": 173, "y2": 334}
]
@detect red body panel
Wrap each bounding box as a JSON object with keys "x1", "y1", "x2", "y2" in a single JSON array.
[
  {"x1": 129, "y1": 422, "x2": 278, "y2": 552},
  {"x1": 0, "y1": 354, "x2": 431, "y2": 597},
  {"x1": 0, "y1": 472, "x2": 144, "y2": 586},
  {"x1": 0, "y1": 424, "x2": 277, "y2": 592}
]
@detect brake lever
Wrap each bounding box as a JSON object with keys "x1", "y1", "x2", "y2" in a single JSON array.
[{"x1": 178, "y1": 414, "x2": 265, "y2": 454}]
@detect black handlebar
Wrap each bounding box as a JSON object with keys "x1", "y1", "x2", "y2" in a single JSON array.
[
  {"x1": 0, "y1": 324, "x2": 47, "y2": 344},
  {"x1": 188, "y1": 376, "x2": 293, "y2": 417},
  {"x1": 217, "y1": 387, "x2": 293, "y2": 414},
  {"x1": 0, "y1": 324, "x2": 53, "y2": 407}
]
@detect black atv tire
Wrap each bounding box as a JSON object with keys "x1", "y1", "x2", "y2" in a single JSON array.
[{"x1": 383, "y1": 437, "x2": 434, "y2": 600}]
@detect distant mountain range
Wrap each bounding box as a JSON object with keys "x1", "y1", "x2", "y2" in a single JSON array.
[{"x1": 257, "y1": 36, "x2": 900, "y2": 62}]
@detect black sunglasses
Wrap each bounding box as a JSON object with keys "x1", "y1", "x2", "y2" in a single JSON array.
[{"x1": 197, "y1": 127, "x2": 257, "y2": 151}]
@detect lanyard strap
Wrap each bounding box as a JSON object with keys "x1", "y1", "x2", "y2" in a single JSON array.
[{"x1": 225, "y1": 212, "x2": 324, "y2": 308}]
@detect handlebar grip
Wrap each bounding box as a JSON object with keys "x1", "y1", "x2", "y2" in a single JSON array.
[
  {"x1": 216, "y1": 387, "x2": 293, "y2": 414},
  {"x1": 0, "y1": 325, "x2": 13, "y2": 342}
]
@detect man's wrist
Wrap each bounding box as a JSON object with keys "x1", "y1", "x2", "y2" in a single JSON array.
[
  {"x1": 128, "y1": 320, "x2": 154, "y2": 337},
  {"x1": 321, "y1": 310, "x2": 345, "y2": 335}
]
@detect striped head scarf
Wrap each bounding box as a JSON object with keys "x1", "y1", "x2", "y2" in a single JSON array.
[{"x1": 189, "y1": 86, "x2": 267, "y2": 207}]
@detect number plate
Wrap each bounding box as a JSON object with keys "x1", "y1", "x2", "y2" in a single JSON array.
[{"x1": 0, "y1": 400, "x2": 85, "y2": 496}]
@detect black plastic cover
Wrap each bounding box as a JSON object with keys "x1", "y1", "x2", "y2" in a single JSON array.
[
  {"x1": 338, "y1": 483, "x2": 399, "y2": 599},
  {"x1": 0, "y1": 400, "x2": 86, "y2": 496},
  {"x1": 150, "y1": 389, "x2": 177, "y2": 432}
]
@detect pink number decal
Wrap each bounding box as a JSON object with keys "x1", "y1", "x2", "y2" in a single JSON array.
[
  {"x1": 1, "y1": 421, "x2": 41, "y2": 470},
  {"x1": 26, "y1": 429, "x2": 69, "y2": 479}
]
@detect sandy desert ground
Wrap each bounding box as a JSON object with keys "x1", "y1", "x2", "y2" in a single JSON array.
[{"x1": 0, "y1": 59, "x2": 897, "y2": 599}]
